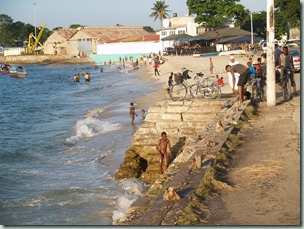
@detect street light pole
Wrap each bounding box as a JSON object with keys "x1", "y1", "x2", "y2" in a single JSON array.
[
  {"x1": 33, "y1": 2, "x2": 37, "y2": 38},
  {"x1": 250, "y1": 13, "x2": 253, "y2": 45}
]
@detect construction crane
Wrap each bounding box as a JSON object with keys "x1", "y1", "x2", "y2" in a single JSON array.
[{"x1": 27, "y1": 22, "x2": 46, "y2": 54}]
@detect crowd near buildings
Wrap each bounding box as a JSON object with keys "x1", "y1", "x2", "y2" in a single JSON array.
[{"x1": 2, "y1": 14, "x2": 300, "y2": 63}]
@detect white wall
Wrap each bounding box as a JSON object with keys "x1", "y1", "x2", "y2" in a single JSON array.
[
  {"x1": 97, "y1": 41, "x2": 163, "y2": 55},
  {"x1": 4, "y1": 47, "x2": 26, "y2": 56}
]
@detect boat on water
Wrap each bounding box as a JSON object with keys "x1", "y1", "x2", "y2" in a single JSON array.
[
  {"x1": 1, "y1": 64, "x2": 11, "y2": 74},
  {"x1": 10, "y1": 65, "x2": 27, "y2": 78}
]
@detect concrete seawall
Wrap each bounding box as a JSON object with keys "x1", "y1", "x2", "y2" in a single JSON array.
[
  {"x1": 115, "y1": 96, "x2": 232, "y2": 183},
  {"x1": 116, "y1": 95, "x2": 250, "y2": 225}
]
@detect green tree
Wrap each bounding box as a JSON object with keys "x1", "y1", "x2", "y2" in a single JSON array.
[
  {"x1": 143, "y1": 26, "x2": 155, "y2": 33},
  {"x1": 0, "y1": 14, "x2": 51, "y2": 47},
  {"x1": 149, "y1": 1, "x2": 171, "y2": 29},
  {"x1": 53, "y1": 27, "x2": 63, "y2": 31},
  {"x1": 0, "y1": 14, "x2": 14, "y2": 46},
  {"x1": 233, "y1": 7, "x2": 250, "y2": 28},
  {"x1": 186, "y1": 0, "x2": 247, "y2": 28},
  {"x1": 69, "y1": 24, "x2": 84, "y2": 29},
  {"x1": 240, "y1": 11, "x2": 267, "y2": 38},
  {"x1": 274, "y1": 0, "x2": 300, "y2": 39}
]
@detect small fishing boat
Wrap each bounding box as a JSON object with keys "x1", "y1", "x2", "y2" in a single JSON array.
[
  {"x1": 10, "y1": 65, "x2": 27, "y2": 78},
  {"x1": 1, "y1": 64, "x2": 11, "y2": 74}
]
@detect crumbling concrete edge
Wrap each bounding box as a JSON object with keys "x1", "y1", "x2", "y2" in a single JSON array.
[{"x1": 117, "y1": 100, "x2": 251, "y2": 225}]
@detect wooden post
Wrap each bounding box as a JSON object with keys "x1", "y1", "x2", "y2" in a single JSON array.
[{"x1": 266, "y1": 0, "x2": 276, "y2": 107}]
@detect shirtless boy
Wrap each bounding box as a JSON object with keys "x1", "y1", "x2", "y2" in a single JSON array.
[
  {"x1": 157, "y1": 132, "x2": 172, "y2": 174},
  {"x1": 129, "y1": 102, "x2": 138, "y2": 125}
]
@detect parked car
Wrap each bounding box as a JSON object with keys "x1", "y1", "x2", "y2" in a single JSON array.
[
  {"x1": 286, "y1": 39, "x2": 300, "y2": 47},
  {"x1": 288, "y1": 49, "x2": 300, "y2": 72}
]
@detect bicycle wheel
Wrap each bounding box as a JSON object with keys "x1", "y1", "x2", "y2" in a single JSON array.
[
  {"x1": 208, "y1": 85, "x2": 221, "y2": 99},
  {"x1": 170, "y1": 83, "x2": 187, "y2": 101},
  {"x1": 201, "y1": 77, "x2": 217, "y2": 87},
  {"x1": 259, "y1": 82, "x2": 267, "y2": 102},
  {"x1": 202, "y1": 85, "x2": 221, "y2": 99},
  {"x1": 190, "y1": 84, "x2": 200, "y2": 98},
  {"x1": 282, "y1": 77, "x2": 293, "y2": 101}
]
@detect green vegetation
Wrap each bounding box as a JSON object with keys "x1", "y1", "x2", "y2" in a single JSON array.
[
  {"x1": 69, "y1": 24, "x2": 85, "y2": 29},
  {"x1": 186, "y1": 0, "x2": 247, "y2": 28},
  {"x1": 149, "y1": 1, "x2": 171, "y2": 29},
  {"x1": 275, "y1": 0, "x2": 300, "y2": 39},
  {"x1": 240, "y1": 11, "x2": 267, "y2": 38},
  {"x1": 0, "y1": 14, "x2": 51, "y2": 47}
]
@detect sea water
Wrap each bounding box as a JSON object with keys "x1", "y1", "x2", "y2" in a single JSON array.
[{"x1": 0, "y1": 64, "x2": 157, "y2": 225}]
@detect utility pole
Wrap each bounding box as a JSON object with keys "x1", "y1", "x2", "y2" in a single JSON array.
[
  {"x1": 33, "y1": 2, "x2": 37, "y2": 54},
  {"x1": 33, "y1": 3, "x2": 37, "y2": 38},
  {"x1": 250, "y1": 13, "x2": 253, "y2": 45},
  {"x1": 266, "y1": 0, "x2": 276, "y2": 107}
]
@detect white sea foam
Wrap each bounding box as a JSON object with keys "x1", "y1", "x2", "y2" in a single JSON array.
[
  {"x1": 85, "y1": 106, "x2": 106, "y2": 118},
  {"x1": 66, "y1": 117, "x2": 120, "y2": 144},
  {"x1": 112, "y1": 179, "x2": 146, "y2": 224}
]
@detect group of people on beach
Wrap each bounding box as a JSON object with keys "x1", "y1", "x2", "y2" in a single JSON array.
[
  {"x1": 225, "y1": 44, "x2": 298, "y2": 103},
  {"x1": 126, "y1": 45, "x2": 299, "y2": 177}
]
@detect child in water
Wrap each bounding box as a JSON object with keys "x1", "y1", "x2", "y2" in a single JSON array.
[
  {"x1": 140, "y1": 109, "x2": 147, "y2": 123},
  {"x1": 129, "y1": 102, "x2": 138, "y2": 125},
  {"x1": 156, "y1": 132, "x2": 172, "y2": 174}
]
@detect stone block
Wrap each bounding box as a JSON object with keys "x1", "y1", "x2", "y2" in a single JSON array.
[
  {"x1": 154, "y1": 126, "x2": 182, "y2": 135},
  {"x1": 166, "y1": 100, "x2": 184, "y2": 106},
  {"x1": 179, "y1": 127, "x2": 197, "y2": 136},
  {"x1": 135, "y1": 127, "x2": 158, "y2": 135},
  {"x1": 143, "y1": 145, "x2": 158, "y2": 156},
  {"x1": 148, "y1": 106, "x2": 167, "y2": 113},
  {"x1": 145, "y1": 113, "x2": 182, "y2": 122},
  {"x1": 186, "y1": 121, "x2": 208, "y2": 128},
  {"x1": 182, "y1": 113, "x2": 213, "y2": 122},
  {"x1": 191, "y1": 100, "x2": 211, "y2": 106},
  {"x1": 187, "y1": 106, "x2": 213, "y2": 113},
  {"x1": 155, "y1": 120, "x2": 187, "y2": 129},
  {"x1": 166, "y1": 106, "x2": 189, "y2": 113}
]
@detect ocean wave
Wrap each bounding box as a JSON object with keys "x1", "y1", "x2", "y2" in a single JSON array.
[
  {"x1": 85, "y1": 106, "x2": 106, "y2": 118},
  {"x1": 112, "y1": 179, "x2": 146, "y2": 224},
  {"x1": 66, "y1": 118, "x2": 120, "y2": 145}
]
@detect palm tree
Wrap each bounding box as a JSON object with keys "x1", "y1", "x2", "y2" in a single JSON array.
[{"x1": 149, "y1": 1, "x2": 171, "y2": 29}]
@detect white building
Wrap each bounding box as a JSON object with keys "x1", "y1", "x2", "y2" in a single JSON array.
[{"x1": 158, "y1": 15, "x2": 202, "y2": 49}]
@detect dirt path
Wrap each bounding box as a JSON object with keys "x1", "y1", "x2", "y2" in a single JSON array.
[{"x1": 206, "y1": 90, "x2": 301, "y2": 225}]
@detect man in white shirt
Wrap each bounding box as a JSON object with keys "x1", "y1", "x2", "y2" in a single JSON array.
[{"x1": 227, "y1": 55, "x2": 240, "y2": 93}]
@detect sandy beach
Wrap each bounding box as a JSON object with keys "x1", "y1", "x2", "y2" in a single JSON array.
[{"x1": 133, "y1": 53, "x2": 255, "y2": 109}]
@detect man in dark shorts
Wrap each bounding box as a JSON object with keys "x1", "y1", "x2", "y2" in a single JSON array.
[{"x1": 225, "y1": 64, "x2": 251, "y2": 103}]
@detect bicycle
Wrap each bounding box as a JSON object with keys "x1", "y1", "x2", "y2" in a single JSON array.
[
  {"x1": 169, "y1": 70, "x2": 221, "y2": 101},
  {"x1": 250, "y1": 76, "x2": 267, "y2": 103},
  {"x1": 189, "y1": 72, "x2": 221, "y2": 99},
  {"x1": 169, "y1": 69, "x2": 192, "y2": 101},
  {"x1": 281, "y1": 68, "x2": 294, "y2": 101}
]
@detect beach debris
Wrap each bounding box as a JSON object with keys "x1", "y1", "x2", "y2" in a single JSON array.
[
  {"x1": 204, "y1": 140, "x2": 215, "y2": 147},
  {"x1": 221, "y1": 100, "x2": 234, "y2": 109},
  {"x1": 216, "y1": 118, "x2": 225, "y2": 132},
  {"x1": 163, "y1": 187, "x2": 181, "y2": 201}
]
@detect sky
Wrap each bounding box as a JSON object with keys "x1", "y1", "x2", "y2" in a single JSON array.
[{"x1": 1, "y1": 0, "x2": 268, "y2": 30}]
